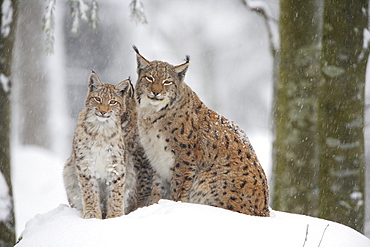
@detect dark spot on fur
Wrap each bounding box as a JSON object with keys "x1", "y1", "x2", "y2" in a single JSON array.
[
  {"x1": 152, "y1": 114, "x2": 166, "y2": 124},
  {"x1": 240, "y1": 181, "x2": 246, "y2": 188},
  {"x1": 180, "y1": 123, "x2": 185, "y2": 135}
]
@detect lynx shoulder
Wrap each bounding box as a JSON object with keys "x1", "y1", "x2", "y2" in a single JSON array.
[
  {"x1": 133, "y1": 46, "x2": 269, "y2": 216},
  {"x1": 63, "y1": 72, "x2": 134, "y2": 219}
]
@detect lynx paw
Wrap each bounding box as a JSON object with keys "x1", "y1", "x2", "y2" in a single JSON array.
[
  {"x1": 83, "y1": 210, "x2": 102, "y2": 219},
  {"x1": 106, "y1": 211, "x2": 124, "y2": 219}
]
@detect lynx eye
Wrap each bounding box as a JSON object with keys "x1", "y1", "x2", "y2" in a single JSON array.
[
  {"x1": 162, "y1": 80, "x2": 173, "y2": 86},
  {"x1": 145, "y1": 76, "x2": 154, "y2": 82},
  {"x1": 109, "y1": 100, "x2": 118, "y2": 105},
  {"x1": 93, "y1": 97, "x2": 102, "y2": 103}
]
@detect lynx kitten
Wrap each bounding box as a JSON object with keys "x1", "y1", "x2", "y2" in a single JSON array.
[
  {"x1": 63, "y1": 72, "x2": 134, "y2": 219},
  {"x1": 133, "y1": 46, "x2": 270, "y2": 216}
]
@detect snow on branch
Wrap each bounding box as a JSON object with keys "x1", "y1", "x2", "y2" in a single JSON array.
[
  {"x1": 242, "y1": 0, "x2": 279, "y2": 55},
  {"x1": 71, "y1": 0, "x2": 89, "y2": 33},
  {"x1": 130, "y1": 0, "x2": 148, "y2": 25},
  {"x1": 70, "y1": 0, "x2": 99, "y2": 33},
  {"x1": 90, "y1": 0, "x2": 99, "y2": 30},
  {"x1": 43, "y1": 0, "x2": 56, "y2": 54},
  {"x1": 43, "y1": 0, "x2": 100, "y2": 53}
]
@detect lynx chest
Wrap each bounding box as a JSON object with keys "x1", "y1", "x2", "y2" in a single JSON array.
[{"x1": 137, "y1": 116, "x2": 175, "y2": 184}]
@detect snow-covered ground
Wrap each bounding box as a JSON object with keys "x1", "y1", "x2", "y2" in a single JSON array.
[
  {"x1": 15, "y1": 200, "x2": 370, "y2": 247},
  {"x1": 12, "y1": 145, "x2": 370, "y2": 246}
]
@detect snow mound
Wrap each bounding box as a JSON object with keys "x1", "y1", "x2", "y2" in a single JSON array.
[
  {"x1": 16, "y1": 200, "x2": 370, "y2": 247},
  {"x1": 12, "y1": 145, "x2": 68, "y2": 235}
]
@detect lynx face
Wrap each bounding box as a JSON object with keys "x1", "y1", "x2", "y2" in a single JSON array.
[
  {"x1": 85, "y1": 72, "x2": 131, "y2": 124},
  {"x1": 134, "y1": 46, "x2": 190, "y2": 113}
]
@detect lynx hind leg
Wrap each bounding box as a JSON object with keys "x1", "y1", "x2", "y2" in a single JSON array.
[
  {"x1": 189, "y1": 165, "x2": 270, "y2": 217},
  {"x1": 63, "y1": 161, "x2": 83, "y2": 213},
  {"x1": 124, "y1": 162, "x2": 138, "y2": 215}
]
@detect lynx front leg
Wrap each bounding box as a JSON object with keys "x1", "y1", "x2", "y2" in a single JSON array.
[
  {"x1": 106, "y1": 168, "x2": 126, "y2": 219},
  {"x1": 77, "y1": 172, "x2": 103, "y2": 219},
  {"x1": 148, "y1": 173, "x2": 169, "y2": 205}
]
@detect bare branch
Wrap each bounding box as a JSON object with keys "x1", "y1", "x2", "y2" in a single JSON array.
[
  {"x1": 241, "y1": 0, "x2": 279, "y2": 56},
  {"x1": 318, "y1": 224, "x2": 329, "y2": 247},
  {"x1": 302, "y1": 224, "x2": 309, "y2": 247},
  {"x1": 43, "y1": 0, "x2": 56, "y2": 54}
]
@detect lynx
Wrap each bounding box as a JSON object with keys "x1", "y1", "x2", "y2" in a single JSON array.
[
  {"x1": 121, "y1": 80, "x2": 168, "y2": 207},
  {"x1": 133, "y1": 46, "x2": 270, "y2": 216},
  {"x1": 63, "y1": 72, "x2": 135, "y2": 219}
]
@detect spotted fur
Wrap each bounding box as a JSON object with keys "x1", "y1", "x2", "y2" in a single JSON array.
[
  {"x1": 133, "y1": 47, "x2": 270, "y2": 216},
  {"x1": 121, "y1": 81, "x2": 169, "y2": 207},
  {"x1": 63, "y1": 72, "x2": 135, "y2": 219}
]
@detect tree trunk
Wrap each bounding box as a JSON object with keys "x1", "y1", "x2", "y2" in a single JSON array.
[
  {"x1": 0, "y1": 0, "x2": 18, "y2": 246},
  {"x1": 318, "y1": 0, "x2": 368, "y2": 233},
  {"x1": 13, "y1": 0, "x2": 50, "y2": 148},
  {"x1": 272, "y1": 0, "x2": 322, "y2": 216}
]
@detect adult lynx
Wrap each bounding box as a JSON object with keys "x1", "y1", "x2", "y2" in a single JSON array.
[
  {"x1": 63, "y1": 72, "x2": 135, "y2": 219},
  {"x1": 133, "y1": 46, "x2": 269, "y2": 216}
]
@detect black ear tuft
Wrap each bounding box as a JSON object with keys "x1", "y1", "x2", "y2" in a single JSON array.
[
  {"x1": 133, "y1": 45, "x2": 140, "y2": 54},
  {"x1": 88, "y1": 71, "x2": 103, "y2": 92},
  {"x1": 134, "y1": 46, "x2": 150, "y2": 72},
  {"x1": 185, "y1": 55, "x2": 190, "y2": 63}
]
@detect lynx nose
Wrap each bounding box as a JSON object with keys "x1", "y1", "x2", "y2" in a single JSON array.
[{"x1": 150, "y1": 84, "x2": 162, "y2": 96}]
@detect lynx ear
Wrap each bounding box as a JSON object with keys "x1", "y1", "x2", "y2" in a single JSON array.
[
  {"x1": 133, "y1": 45, "x2": 150, "y2": 73},
  {"x1": 89, "y1": 71, "x2": 103, "y2": 91},
  {"x1": 174, "y1": 55, "x2": 190, "y2": 82},
  {"x1": 116, "y1": 78, "x2": 134, "y2": 97}
]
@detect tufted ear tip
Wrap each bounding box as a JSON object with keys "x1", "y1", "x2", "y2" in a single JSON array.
[
  {"x1": 174, "y1": 60, "x2": 189, "y2": 82},
  {"x1": 133, "y1": 46, "x2": 150, "y2": 72},
  {"x1": 185, "y1": 55, "x2": 190, "y2": 63},
  {"x1": 88, "y1": 71, "x2": 103, "y2": 91},
  {"x1": 132, "y1": 45, "x2": 140, "y2": 54}
]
